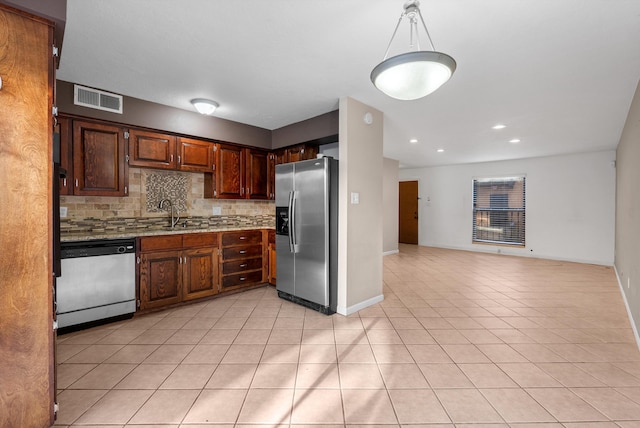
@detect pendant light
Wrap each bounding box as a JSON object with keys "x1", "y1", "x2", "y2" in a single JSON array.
[{"x1": 371, "y1": 1, "x2": 456, "y2": 100}]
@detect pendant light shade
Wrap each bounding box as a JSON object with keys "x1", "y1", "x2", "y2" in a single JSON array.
[
  {"x1": 191, "y1": 98, "x2": 219, "y2": 115},
  {"x1": 371, "y1": 1, "x2": 456, "y2": 100}
]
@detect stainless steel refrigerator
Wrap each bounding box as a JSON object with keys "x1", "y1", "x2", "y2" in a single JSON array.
[{"x1": 275, "y1": 156, "x2": 338, "y2": 314}]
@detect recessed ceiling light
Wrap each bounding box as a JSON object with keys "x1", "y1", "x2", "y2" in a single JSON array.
[
  {"x1": 492, "y1": 124, "x2": 506, "y2": 130},
  {"x1": 409, "y1": 139, "x2": 418, "y2": 144},
  {"x1": 436, "y1": 148, "x2": 445, "y2": 153},
  {"x1": 509, "y1": 139, "x2": 521, "y2": 144}
]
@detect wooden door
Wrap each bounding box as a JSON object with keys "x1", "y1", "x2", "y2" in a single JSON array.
[
  {"x1": 128, "y1": 128, "x2": 177, "y2": 170},
  {"x1": 399, "y1": 181, "x2": 419, "y2": 244},
  {"x1": 215, "y1": 143, "x2": 245, "y2": 199},
  {"x1": 246, "y1": 149, "x2": 269, "y2": 199},
  {"x1": 73, "y1": 120, "x2": 128, "y2": 196},
  {"x1": 0, "y1": 6, "x2": 55, "y2": 427},
  {"x1": 182, "y1": 247, "x2": 218, "y2": 301},
  {"x1": 139, "y1": 250, "x2": 182, "y2": 310},
  {"x1": 177, "y1": 137, "x2": 215, "y2": 172}
]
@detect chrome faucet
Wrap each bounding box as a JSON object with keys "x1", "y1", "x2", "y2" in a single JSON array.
[{"x1": 158, "y1": 198, "x2": 180, "y2": 228}]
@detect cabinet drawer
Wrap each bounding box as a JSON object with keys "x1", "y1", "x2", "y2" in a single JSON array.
[
  {"x1": 221, "y1": 270, "x2": 263, "y2": 288},
  {"x1": 222, "y1": 257, "x2": 263, "y2": 275},
  {"x1": 222, "y1": 230, "x2": 262, "y2": 246},
  {"x1": 222, "y1": 244, "x2": 262, "y2": 260},
  {"x1": 139, "y1": 235, "x2": 183, "y2": 252},
  {"x1": 183, "y1": 232, "x2": 218, "y2": 248}
]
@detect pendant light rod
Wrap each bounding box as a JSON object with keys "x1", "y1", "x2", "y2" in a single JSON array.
[{"x1": 382, "y1": 1, "x2": 436, "y2": 61}]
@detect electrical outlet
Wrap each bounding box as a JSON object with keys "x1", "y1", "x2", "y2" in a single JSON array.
[
  {"x1": 212, "y1": 206, "x2": 222, "y2": 216},
  {"x1": 60, "y1": 206, "x2": 68, "y2": 218}
]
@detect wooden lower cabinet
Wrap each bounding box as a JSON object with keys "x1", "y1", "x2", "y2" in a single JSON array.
[
  {"x1": 182, "y1": 247, "x2": 218, "y2": 301},
  {"x1": 219, "y1": 230, "x2": 265, "y2": 292},
  {"x1": 138, "y1": 233, "x2": 218, "y2": 311},
  {"x1": 268, "y1": 230, "x2": 276, "y2": 285},
  {"x1": 139, "y1": 250, "x2": 182, "y2": 310}
]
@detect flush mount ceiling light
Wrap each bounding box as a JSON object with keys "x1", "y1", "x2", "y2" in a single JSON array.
[
  {"x1": 191, "y1": 98, "x2": 219, "y2": 115},
  {"x1": 371, "y1": 0, "x2": 456, "y2": 101}
]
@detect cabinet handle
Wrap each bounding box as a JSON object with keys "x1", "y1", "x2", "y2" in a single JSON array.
[
  {"x1": 137, "y1": 256, "x2": 140, "y2": 264},
  {"x1": 239, "y1": 236, "x2": 246, "y2": 240},
  {"x1": 239, "y1": 277, "x2": 246, "y2": 281},
  {"x1": 240, "y1": 264, "x2": 247, "y2": 268},
  {"x1": 239, "y1": 250, "x2": 246, "y2": 254},
  {"x1": 63, "y1": 178, "x2": 67, "y2": 187},
  {"x1": 170, "y1": 154, "x2": 174, "y2": 162},
  {"x1": 75, "y1": 179, "x2": 78, "y2": 187},
  {"x1": 178, "y1": 155, "x2": 181, "y2": 164}
]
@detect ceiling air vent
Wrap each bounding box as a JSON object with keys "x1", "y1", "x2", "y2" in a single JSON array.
[{"x1": 73, "y1": 84, "x2": 123, "y2": 114}]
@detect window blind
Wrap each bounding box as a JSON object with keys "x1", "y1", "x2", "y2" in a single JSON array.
[{"x1": 472, "y1": 176, "x2": 526, "y2": 246}]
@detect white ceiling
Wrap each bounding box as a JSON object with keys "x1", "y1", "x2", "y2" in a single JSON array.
[{"x1": 57, "y1": 0, "x2": 640, "y2": 168}]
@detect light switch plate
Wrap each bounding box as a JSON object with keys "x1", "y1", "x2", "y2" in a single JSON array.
[
  {"x1": 60, "y1": 206, "x2": 68, "y2": 218},
  {"x1": 212, "y1": 206, "x2": 222, "y2": 216},
  {"x1": 350, "y1": 192, "x2": 360, "y2": 204}
]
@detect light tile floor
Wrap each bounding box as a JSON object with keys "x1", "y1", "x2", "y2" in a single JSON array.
[{"x1": 54, "y1": 245, "x2": 640, "y2": 427}]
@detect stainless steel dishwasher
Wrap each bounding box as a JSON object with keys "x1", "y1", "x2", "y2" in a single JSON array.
[{"x1": 57, "y1": 238, "x2": 136, "y2": 329}]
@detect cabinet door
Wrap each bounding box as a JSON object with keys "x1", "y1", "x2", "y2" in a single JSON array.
[
  {"x1": 214, "y1": 143, "x2": 245, "y2": 199},
  {"x1": 182, "y1": 247, "x2": 218, "y2": 301},
  {"x1": 129, "y1": 129, "x2": 177, "y2": 169},
  {"x1": 56, "y1": 116, "x2": 73, "y2": 195},
  {"x1": 139, "y1": 250, "x2": 182, "y2": 310},
  {"x1": 287, "y1": 144, "x2": 305, "y2": 163},
  {"x1": 246, "y1": 149, "x2": 269, "y2": 200},
  {"x1": 73, "y1": 120, "x2": 128, "y2": 196},
  {"x1": 274, "y1": 148, "x2": 288, "y2": 165},
  {"x1": 178, "y1": 137, "x2": 215, "y2": 172},
  {"x1": 302, "y1": 145, "x2": 319, "y2": 160},
  {"x1": 268, "y1": 153, "x2": 276, "y2": 200}
]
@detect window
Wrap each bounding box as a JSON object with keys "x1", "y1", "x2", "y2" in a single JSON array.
[{"x1": 473, "y1": 176, "x2": 525, "y2": 246}]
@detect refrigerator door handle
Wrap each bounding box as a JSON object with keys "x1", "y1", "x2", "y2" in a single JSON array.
[
  {"x1": 291, "y1": 190, "x2": 299, "y2": 253},
  {"x1": 288, "y1": 191, "x2": 295, "y2": 253}
]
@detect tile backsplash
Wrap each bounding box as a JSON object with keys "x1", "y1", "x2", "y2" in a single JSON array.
[{"x1": 60, "y1": 167, "x2": 275, "y2": 219}]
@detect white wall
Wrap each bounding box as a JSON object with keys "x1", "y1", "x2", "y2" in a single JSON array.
[
  {"x1": 337, "y1": 97, "x2": 384, "y2": 315},
  {"x1": 383, "y1": 158, "x2": 399, "y2": 255},
  {"x1": 399, "y1": 150, "x2": 616, "y2": 265},
  {"x1": 615, "y1": 79, "x2": 640, "y2": 336}
]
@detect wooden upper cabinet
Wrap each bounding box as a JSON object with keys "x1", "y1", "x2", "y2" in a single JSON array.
[
  {"x1": 72, "y1": 120, "x2": 128, "y2": 196},
  {"x1": 246, "y1": 149, "x2": 270, "y2": 200},
  {"x1": 56, "y1": 116, "x2": 73, "y2": 195},
  {"x1": 128, "y1": 129, "x2": 177, "y2": 170},
  {"x1": 177, "y1": 137, "x2": 215, "y2": 172},
  {"x1": 213, "y1": 143, "x2": 245, "y2": 199},
  {"x1": 287, "y1": 144, "x2": 306, "y2": 163},
  {"x1": 274, "y1": 148, "x2": 288, "y2": 165}
]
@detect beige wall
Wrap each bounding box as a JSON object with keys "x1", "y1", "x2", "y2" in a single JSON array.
[
  {"x1": 615, "y1": 79, "x2": 640, "y2": 337},
  {"x1": 337, "y1": 97, "x2": 384, "y2": 315},
  {"x1": 61, "y1": 167, "x2": 274, "y2": 219},
  {"x1": 383, "y1": 157, "x2": 399, "y2": 254}
]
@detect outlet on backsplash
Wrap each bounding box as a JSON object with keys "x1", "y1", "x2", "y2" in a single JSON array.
[{"x1": 60, "y1": 167, "x2": 275, "y2": 220}]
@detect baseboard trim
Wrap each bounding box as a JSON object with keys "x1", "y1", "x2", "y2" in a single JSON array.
[
  {"x1": 336, "y1": 294, "x2": 384, "y2": 316},
  {"x1": 383, "y1": 249, "x2": 399, "y2": 256},
  {"x1": 614, "y1": 266, "x2": 640, "y2": 351}
]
